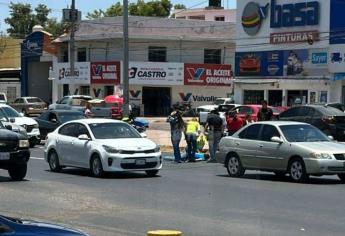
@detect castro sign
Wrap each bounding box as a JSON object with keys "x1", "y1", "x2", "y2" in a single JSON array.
[{"x1": 128, "y1": 62, "x2": 183, "y2": 86}]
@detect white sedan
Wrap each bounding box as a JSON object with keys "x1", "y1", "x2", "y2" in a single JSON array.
[{"x1": 44, "y1": 119, "x2": 162, "y2": 177}]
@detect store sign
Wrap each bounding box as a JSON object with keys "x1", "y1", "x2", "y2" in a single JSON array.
[
  {"x1": 241, "y1": 2, "x2": 269, "y2": 36},
  {"x1": 179, "y1": 93, "x2": 220, "y2": 102},
  {"x1": 56, "y1": 62, "x2": 90, "y2": 84},
  {"x1": 270, "y1": 30, "x2": 319, "y2": 44},
  {"x1": 270, "y1": 0, "x2": 320, "y2": 28},
  {"x1": 128, "y1": 62, "x2": 183, "y2": 86},
  {"x1": 130, "y1": 90, "x2": 142, "y2": 101},
  {"x1": 21, "y1": 32, "x2": 43, "y2": 57},
  {"x1": 329, "y1": 46, "x2": 345, "y2": 73},
  {"x1": 184, "y1": 64, "x2": 233, "y2": 86},
  {"x1": 91, "y1": 62, "x2": 120, "y2": 84},
  {"x1": 311, "y1": 52, "x2": 327, "y2": 64}
]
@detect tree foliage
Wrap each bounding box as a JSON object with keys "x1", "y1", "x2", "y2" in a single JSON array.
[
  {"x1": 86, "y1": 0, "x2": 172, "y2": 19},
  {"x1": 174, "y1": 4, "x2": 186, "y2": 10},
  {"x1": 5, "y1": 2, "x2": 65, "y2": 38}
]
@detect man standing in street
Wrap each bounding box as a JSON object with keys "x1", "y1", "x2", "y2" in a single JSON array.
[
  {"x1": 257, "y1": 100, "x2": 273, "y2": 121},
  {"x1": 205, "y1": 109, "x2": 224, "y2": 163}
]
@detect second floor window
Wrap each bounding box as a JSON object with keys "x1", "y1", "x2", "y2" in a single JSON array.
[
  {"x1": 60, "y1": 48, "x2": 68, "y2": 62},
  {"x1": 77, "y1": 48, "x2": 87, "y2": 62},
  {"x1": 204, "y1": 49, "x2": 221, "y2": 64},
  {"x1": 148, "y1": 46, "x2": 167, "y2": 62}
]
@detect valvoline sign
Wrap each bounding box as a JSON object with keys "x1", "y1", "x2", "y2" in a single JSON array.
[{"x1": 184, "y1": 64, "x2": 233, "y2": 86}]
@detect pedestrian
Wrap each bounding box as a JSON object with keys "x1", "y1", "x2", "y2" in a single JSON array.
[
  {"x1": 167, "y1": 110, "x2": 184, "y2": 163},
  {"x1": 84, "y1": 103, "x2": 93, "y2": 118},
  {"x1": 257, "y1": 100, "x2": 273, "y2": 121},
  {"x1": 244, "y1": 114, "x2": 254, "y2": 125},
  {"x1": 184, "y1": 117, "x2": 200, "y2": 162},
  {"x1": 226, "y1": 111, "x2": 244, "y2": 136},
  {"x1": 205, "y1": 109, "x2": 223, "y2": 163}
]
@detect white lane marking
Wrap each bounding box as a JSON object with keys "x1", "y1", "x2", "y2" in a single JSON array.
[{"x1": 31, "y1": 157, "x2": 44, "y2": 160}]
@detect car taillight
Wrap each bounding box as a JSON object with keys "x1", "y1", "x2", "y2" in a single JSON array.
[{"x1": 322, "y1": 116, "x2": 336, "y2": 124}]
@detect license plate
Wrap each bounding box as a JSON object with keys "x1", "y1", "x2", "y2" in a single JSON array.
[
  {"x1": 135, "y1": 159, "x2": 146, "y2": 165},
  {"x1": 0, "y1": 152, "x2": 10, "y2": 160}
]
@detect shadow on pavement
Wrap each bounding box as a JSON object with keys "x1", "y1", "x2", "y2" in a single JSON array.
[
  {"x1": 0, "y1": 176, "x2": 29, "y2": 183},
  {"x1": 217, "y1": 173, "x2": 344, "y2": 185},
  {"x1": 45, "y1": 168, "x2": 161, "y2": 179}
]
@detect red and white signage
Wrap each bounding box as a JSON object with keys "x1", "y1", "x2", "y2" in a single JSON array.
[
  {"x1": 91, "y1": 61, "x2": 121, "y2": 84},
  {"x1": 184, "y1": 64, "x2": 233, "y2": 86}
]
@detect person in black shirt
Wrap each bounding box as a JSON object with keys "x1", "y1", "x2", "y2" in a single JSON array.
[
  {"x1": 257, "y1": 100, "x2": 273, "y2": 121},
  {"x1": 205, "y1": 109, "x2": 224, "y2": 163}
]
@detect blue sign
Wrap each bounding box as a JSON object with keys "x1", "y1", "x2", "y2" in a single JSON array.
[
  {"x1": 330, "y1": 0, "x2": 345, "y2": 44},
  {"x1": 270, "y1": 0, "x2": 320, "y2": 28},
  {"x1": 21, "y1": 32, "x2": 44, "y2": 58},
  {"x1": 333, "y1": 73, "x2": 345, "y2": 81},
  {"x1": 311, "y1": 52, "x2": 327, "y2": 64}
]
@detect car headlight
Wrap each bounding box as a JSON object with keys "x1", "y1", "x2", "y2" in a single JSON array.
[
  {"x1": 154, "y1": 145, "x2": 160, "y2": 152},
  {"x1": 309, "y1": 153, "x2": 333, "y2": 159},
  {"x1": 33, "y1": 124, "x2": 39, "y2": 129},
  {"x1": 19, "y1": 140, "x2": 29, "y2": 148},
  {"x1": 29, "y1": 107, "x2": 34, "y2": 110},
  {"x1": 103, "y1": 145, "x2": 120, "y2": 153}
]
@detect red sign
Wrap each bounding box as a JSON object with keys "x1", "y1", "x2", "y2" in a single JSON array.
[
  {"x1": 91, "y1": 61, "x2": 121, "y2": 84},
  {"x1": 270, "y1": 31, "x2": 319, "y2": 44},
  {"x1": 184, "y1": 64, "x2": 233, "y2": 86}
]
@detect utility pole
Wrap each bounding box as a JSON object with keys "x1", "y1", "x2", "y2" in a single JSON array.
[
  {"x1": 122, "y1": 0, "x2": 130, "y2": 116},
  {"x1": 69, "y1": 0, "x2": 76, "y2": 95}
]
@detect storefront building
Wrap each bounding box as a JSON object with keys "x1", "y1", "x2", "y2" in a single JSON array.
[
  {"x1": 235, "y1": 0, "x2": 336, "y2": 106},
  {"x1": 51, "y1": 16, "x2": 235, "y2": 116}
]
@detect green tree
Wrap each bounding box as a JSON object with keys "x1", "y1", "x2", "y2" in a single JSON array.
[
  {"x1": 45, "y1": 18, "x2": 67, "y2": 38},
  {"x1": 34, "y1": 4, "x2": 51, "y2": 26},
  {"x1": 87, "y1": 0, "x2": 172, "y2": 18},
  {"x1": 174, "y1": 4, "x2": 186, "y2": 10}
]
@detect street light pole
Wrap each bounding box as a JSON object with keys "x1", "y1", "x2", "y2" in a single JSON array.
[
  {"x1": 122, "y1": 0, "x2": 130, "y2": 117},
  {"x1": 69, "y1": 0, "x2": 76, "y2": 95}
]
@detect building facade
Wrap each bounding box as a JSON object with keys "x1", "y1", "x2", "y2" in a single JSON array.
[
  {"x1": 234, "y1": 0, "x2": 341, "y2": 106},
  {"x1": 51, "y1": 16, "x2": 235, "y2": 116}
]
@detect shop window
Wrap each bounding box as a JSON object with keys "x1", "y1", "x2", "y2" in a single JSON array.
[
  {"x1": 215, "y1": 16, "x2": 225, "y2": 21},
  {"x1": 80, "y1": 86, "x2": 90, "y2": 96},
  {"x1": 77, "y1": 48, "x2": 87, "y2": 62},
  {"x1": 204, "y1": 49, "x2": 221, "y2": 64},
  {"x1": 148, "y1": 46, "x2": 167, "y2": 62},
  {"x1": 243, "y1": 90, "x2": 264, "y2": 104}
]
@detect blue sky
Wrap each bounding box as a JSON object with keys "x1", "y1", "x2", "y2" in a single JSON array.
[{"x1": 0, "y1": 0, "x2": 236, "y2": 33}]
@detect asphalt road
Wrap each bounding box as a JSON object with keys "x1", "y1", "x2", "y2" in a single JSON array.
[{"x1": 1, "y1": 146, "x2": 345, "y2": 236}]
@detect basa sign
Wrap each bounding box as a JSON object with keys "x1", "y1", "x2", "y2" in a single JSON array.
[{"x1": 184, "y1": 64, "x2": 233, "y2": 86}]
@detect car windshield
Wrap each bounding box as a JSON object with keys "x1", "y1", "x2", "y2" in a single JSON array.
[
  {"x1": 213, "y1": 99, "x2": 226, "y2": 105},
  {"x1": 1, "y1": 107, "x2": 20, "y2": 118},
  {"x1": 316, "y1": 106, "x2": 345, "y2": 116},
  {"x1": 280, "y1": 124, "x2": 330, "y2": 142},
  {"x1": 0, "y1": 94, "x2": 5, "y2": 100},
  {"x1": 27, "y1": 98, "x2": 43, "y2": 103},
  {"x1": 71, "y1": 98, "x2": 90, "y2": 106},
  {"x1": 0, "y1": 120, "x2": 4, "y2": 128},
  {"x1": 58, "y1": 113, "x2": 85, "y2": 123},
  {"x1": 0, "y1": 109, "x2": 9, "y2": 122},
  {"x1": 89, "y1": 123, "x2": 141, "y2": 139}
]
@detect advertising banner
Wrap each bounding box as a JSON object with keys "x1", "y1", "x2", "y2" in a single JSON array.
[
  {"x1": 184, "y1": 64, "x2": 233, "y2": 86},
  {"x1": 236, "y1": 49, "x2": 328, "y2": 77},
  {"x1": 329, "y1": 45, "x2": 345, "y2": 73},
  {"x1": 128, "y1": 62, "x2": 183, "y2": 85},
  {"x1": 91, "y1": 61, "x2": 120, "y2": 84},
  {"x1": 56, "y1": 62, "x2": 90, "y2": 84}
]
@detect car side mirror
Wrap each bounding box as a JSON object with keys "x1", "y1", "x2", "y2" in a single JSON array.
[
  {"x1": 140, "y1": 133, "x2": 147, "y2": 138},
  {"x1": 271, "y1": 136, "x2": 283, "y2": 143},
  {"x1": 78, "y1": 134, "x2": 90, "y2": 140},
  {"x1": 10, "y1": 118, "x2": 15, "y2": 123},
  {"x1": 328, "y1": 135, "x2": 334, "y2": 141},
  {"x1": 19, "y1": 113, "x2": 24, "y2": 117},
  {"x1": 5, "y1": 125, "x2": 12, "y2": 131}
]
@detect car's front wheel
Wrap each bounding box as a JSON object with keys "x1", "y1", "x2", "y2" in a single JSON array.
[
  {"x1": 8, "y1": 164, "x2": 27, "y2": 181},
  {"x1": 289, "y1": 158, "x2": 308, "y2": 183},
  {"x1": 226, "y1": 154, "x2": 245, "y2": 177},
  {"x1": 338, "y1": 174, "x2": 345, "y2": 182},
  {"x1": 145, "y1": 170, "x2": 159, "y2": 177},
  {"x1": 48, "y1": 150, "x2": 62, "y2": 172},
  {"x1": 90, "y1": 155, "x2": 104, "y2": 178}
]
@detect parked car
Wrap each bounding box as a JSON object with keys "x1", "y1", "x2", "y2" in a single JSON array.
[
  {"x1": 10, "y1": 96, "x2": 48, "y2": 116},
  {"x1": 44, "y1": 119, "x2": 162, "y2": 177},
  {"x1": 0, "y1": 120, "x2": 30, "y2": 181},
  {"x1": 0, "y1": 215, "x2": 88, "y2": 235},
  {"x1": 0, "y1": 92, "x2": 7, "y2": 104},
  {"x1": 216, "y1": 121, "x2": 345, "y2": 183},
  {"x1": 199, "y1": 104, "x2": 241, "y2": 125},
  {"x1": 231, "y1": 105, "x2": 281, "y2": 121},
  {"x1": 324, "y1": 103, "x2": 345, "y2": 112},
  {"x1": 279, "y1": 105, "x2": 345, "y2": 141},
  {"x1": 49, "y1": 95, "x2": 93, "y2": 112},
  {"x1": 0, "y1": 104, "x2": 40, "y2": 147},
  {"x1": 87, "y1": 99, "x2": 112, "y2": 118},
  {"x1": 35, "y1": 110, "x2": 85, "y2": 140}
]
